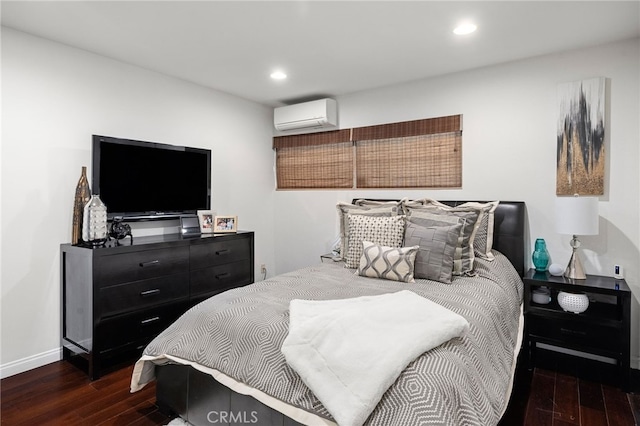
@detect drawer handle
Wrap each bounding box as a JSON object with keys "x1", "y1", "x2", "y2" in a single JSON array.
[
  {"x1": 140, "y1": 289, "x2": 161, "y2": 297},
  {"x1": 216, "y1": 249, "x2": 230, "y2": 256},
  {"x1": 140, "y1": 316, "x2": 160, "y2": 325},
  {"x1": 139, "y1": 260, "x2": 160, "y2": 268},
  {"x1": 560, "y1": 328, "x2": 587, "y2": 337},
  {"x1": 215, "y1": 272, "x2": 231, "y2": 280}
]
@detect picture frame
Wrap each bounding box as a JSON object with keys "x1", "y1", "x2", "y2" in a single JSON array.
[
  {"x1": 214, "y1": 215, "x2": 237, "y2": 233},
  {"x1": 197, "y1": 210, "x2": 216, "y2": 233}
]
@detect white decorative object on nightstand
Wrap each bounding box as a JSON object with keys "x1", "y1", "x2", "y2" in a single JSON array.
[{"x1": 557, "y1": 291, "x2": 589, "y2": 313}]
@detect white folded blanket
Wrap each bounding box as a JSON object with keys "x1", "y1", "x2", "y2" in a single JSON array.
[{"x1": 281, "y1": 290, "x2": 469, "y2": 426}]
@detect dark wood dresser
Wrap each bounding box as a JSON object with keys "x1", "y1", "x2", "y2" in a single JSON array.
[{"x1": 60, "y1": 231, "x2": 254, "y2": 379}]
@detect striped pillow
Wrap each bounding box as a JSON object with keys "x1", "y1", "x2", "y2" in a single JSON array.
[
  {"x1": 404, "y1": 221, "x2": 462, "y2": 283},
  {"x1": 406, "y1": 209, "x2": 479, "y2": 276},
  {"x1": 357, "y1": 241, "x2": 419, "y2": 283}
]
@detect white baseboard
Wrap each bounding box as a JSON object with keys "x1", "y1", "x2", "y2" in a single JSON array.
[{"x1": 0, "y1": 347, "x2": 62, "y2": 379}]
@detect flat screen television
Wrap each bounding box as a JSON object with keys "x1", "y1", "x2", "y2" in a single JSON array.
[{"x1": 92, "y1": 135, "x2": 211, "y2": 221}]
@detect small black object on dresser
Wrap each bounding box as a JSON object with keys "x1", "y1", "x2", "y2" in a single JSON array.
[
  {"x1": 523, "y1": 269, "x2": 631, "y2": 390},
  {"x1": 61, "y1": 231, "x2": 254, "y2": 380}
]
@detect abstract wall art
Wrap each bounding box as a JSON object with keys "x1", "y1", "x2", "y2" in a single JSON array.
[{"x1": 556, "y1": 77, "x2": 605, "y2": 195}]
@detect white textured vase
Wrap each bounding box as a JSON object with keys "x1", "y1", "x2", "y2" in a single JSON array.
[
  {"x1": 557, "y1": 291, "x2": 589, "y2": 314},
  {"x1": 82, "y1": 194, "x2": 108, "y2": 245}
]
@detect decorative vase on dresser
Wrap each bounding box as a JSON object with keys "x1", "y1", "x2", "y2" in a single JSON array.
[
  {"x1": 72, "y1": 166, "x2": 91, "y2": 245},
  {"x1": 82, "y1": 194, "x2": 108, "y2": 246}
]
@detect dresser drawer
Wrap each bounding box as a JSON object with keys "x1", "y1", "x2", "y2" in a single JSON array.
[
  {"x1": 95, "y1": 246, "x2": 189, "y2": 287},
  {"x1": 190, "y1": 259, "x2": 252, "y2": 298},
  {"x1": 528, "y1": 315, "x2": 621, "y2": 353},
  {"x1": 190, "y1": 237, "x2": 251, "y2": 270},
  {"x1": 95, "y1": 302, "x2": 188, "y2": 355},
  {"x1": 99, "y1": 273, "x2": 189, "y2": 319}
]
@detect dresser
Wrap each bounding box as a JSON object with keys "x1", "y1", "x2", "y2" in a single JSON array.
[{"x1": 61, "y1": 231, "x2": 254, "y2": 379}]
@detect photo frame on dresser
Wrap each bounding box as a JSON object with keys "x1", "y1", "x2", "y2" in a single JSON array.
[
  {"x1": 214, "y1": 215, "x2": 237, "y2": 233},
  {"x1": 197, "y1": 210, "x2": 216, "y2": 233}
]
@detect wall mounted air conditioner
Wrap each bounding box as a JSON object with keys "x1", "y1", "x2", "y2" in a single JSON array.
[{"x1": 273, "y1": 98, "x2": 338, "y2": 131}]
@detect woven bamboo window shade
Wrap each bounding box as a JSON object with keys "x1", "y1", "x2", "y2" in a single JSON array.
[
  {"x1": 273, "y1": 130, "x2": 353, "y2": 189},
  {"x1": 354, "y1": 115, "x2": 462, "y2": 189},
  {"x1": 272, "y1": 115, "x2": 461, "y2": 189}
]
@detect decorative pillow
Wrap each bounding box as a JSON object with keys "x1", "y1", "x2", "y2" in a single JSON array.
[
  {"x1": 398, "y1": 198, "x2": 431, "y2": 215},
  {"x1": 401, "y1": 198, "x2": 500, "y2": 261},
  {"x1": 345, "y1": 215, "x2": 405, "y2": 268},
  {"x1": 420, "y1": 199, "x2": 500, "y2": 261},
  {"x1": 404, "y1": 222, "x2": 462, "y2": 283},
  {"x1": 336, "y1": 202, "x2": 399, "y2": 260},
  {"x1": 459, "y1": 201, "x2": 499, "y2": 260},
  {"x1": 357, "y1": 198, "x2": 424, "y2": 215},
  {"x1": 357, "y1": 241, "x2": 419, "y2": 283},
  {"x1": 353, "y1": 199, "x2": 402, "y2": 208},
  {"x1": 407, "y1": 208, "x2": 479, "y2": 275}
]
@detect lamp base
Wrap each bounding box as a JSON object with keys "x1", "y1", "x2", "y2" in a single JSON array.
[{"x1": 564, "y1": 247, "x2": 587, "y2": 280}]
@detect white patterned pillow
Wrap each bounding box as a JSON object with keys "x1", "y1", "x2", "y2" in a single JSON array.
[
  {"x1": 336, "y1": 202, "x2": 399, "y2": 260},
  {"x1": 357, "y1": 241, "x2": 419, "y2": 283},
  {"x1": 345, "y1": 215, "x2": 405, "y2": 268}
]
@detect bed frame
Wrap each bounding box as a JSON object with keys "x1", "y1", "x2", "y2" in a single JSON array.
[{"x1": 154, "y1": 200, "x2": 526, "y2": 426}]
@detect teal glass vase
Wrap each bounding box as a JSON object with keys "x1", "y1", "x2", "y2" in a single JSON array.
[{"x1": 532, "y1": 238, "x2": 550, "y2": 272}]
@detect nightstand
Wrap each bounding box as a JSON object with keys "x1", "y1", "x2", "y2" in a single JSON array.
[
  {"x1": 523, "y1": 269, "x2": 631, "y2": 390},
  {"x1": 320, "y1": 253, "x2": 342, "y2": 263}
]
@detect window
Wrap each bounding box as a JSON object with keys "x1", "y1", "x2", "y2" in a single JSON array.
[
  {"x1": 273, "y1": 115, "x2": 461, "y2": 190},
  {"x1": 273, "y1": 130, "x2": 352, "y2": 189}
]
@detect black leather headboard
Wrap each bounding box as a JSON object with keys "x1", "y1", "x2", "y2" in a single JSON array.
[{"x1": 351, "y1": 199, "x2": 526, "y2": 276}]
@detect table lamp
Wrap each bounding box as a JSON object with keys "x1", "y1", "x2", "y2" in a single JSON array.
[{"x1": 555, "y1": 196, "x2": 599, "y2": 280}]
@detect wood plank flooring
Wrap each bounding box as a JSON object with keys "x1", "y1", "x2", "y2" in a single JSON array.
[
  {"x1": 1, "y1": 358, "x2": 637, "y2": 425},
  {"x1": 0, "y1": 361, "x2": 171, "y2": 425}
]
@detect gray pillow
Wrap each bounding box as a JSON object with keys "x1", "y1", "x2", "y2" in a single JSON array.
[
  {"x1": 407, "y1": 208, "x2": 479, "y2": 276},
  {"x1": 404, "y1": 221, "x2": 462, "y2": 283},
  {"x1": 420, "y1": 199, "x2": 499, "y2": 261}
]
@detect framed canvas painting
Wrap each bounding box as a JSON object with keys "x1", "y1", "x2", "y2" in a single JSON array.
[{"x1": 556, "y1": 77, "x2": 605, "y2": 195}]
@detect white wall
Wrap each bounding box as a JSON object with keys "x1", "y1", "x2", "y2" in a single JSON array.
[
  {"x1": 2, "y1": 27, "x2": 638, "y2": 376},
  {"x1": 273, "y1": 38, "x2": 640, "y2": 368},
  {"x1": 0, "y1": 28, "x2": 276, "y2": 376}
]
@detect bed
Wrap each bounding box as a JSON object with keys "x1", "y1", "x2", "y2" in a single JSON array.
[{"x1": 131, "y1": 200, "x2": 526, "y2": 426}]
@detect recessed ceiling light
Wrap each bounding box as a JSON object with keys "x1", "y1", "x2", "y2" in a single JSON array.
[
  {"x1": 270, "y1": 71, "x2": 287, "y2": 80},
  {"x1": 453, "y1": 23, "x2": 477, "y2": 35}
]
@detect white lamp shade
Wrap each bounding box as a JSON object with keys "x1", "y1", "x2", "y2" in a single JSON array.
[{"x1": 556, "y1": 196, "x2": 599, "y2": 235}]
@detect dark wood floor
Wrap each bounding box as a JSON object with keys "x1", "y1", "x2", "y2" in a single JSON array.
[
  {"x1": 499, "y1": 352, "x2": 639, "y2": 426},
  {"x1": 1, "y1": 355, "x2": 638, "y2": 425},
  {"x1": 0, "y1": 361, "x2": 171, "y2": 425}
]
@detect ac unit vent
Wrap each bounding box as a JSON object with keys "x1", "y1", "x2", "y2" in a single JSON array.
[{"x1": 274, "y1": 99, "x2": 337, "y2": 132}]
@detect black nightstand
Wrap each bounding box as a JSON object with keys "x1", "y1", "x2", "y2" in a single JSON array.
[
  {"x1": 320, "y1": 253, "x2": 342, "y2": 263},
  {"x1": 523, "y1": 269, "x2": 631, "y2": 390}
]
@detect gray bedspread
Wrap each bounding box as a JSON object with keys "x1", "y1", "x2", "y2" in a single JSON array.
[{"x1": 133, "y1": 251, "x2": 523, "y2": 426}]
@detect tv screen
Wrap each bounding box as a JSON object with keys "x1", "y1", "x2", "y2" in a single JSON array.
[{"x1": 92, "y1": 135, "x2": 211, "y2": 220}]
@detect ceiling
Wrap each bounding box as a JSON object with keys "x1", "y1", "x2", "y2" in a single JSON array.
[{"x1": 2, "y1": 1, "x2": 639, "y2": 107}]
